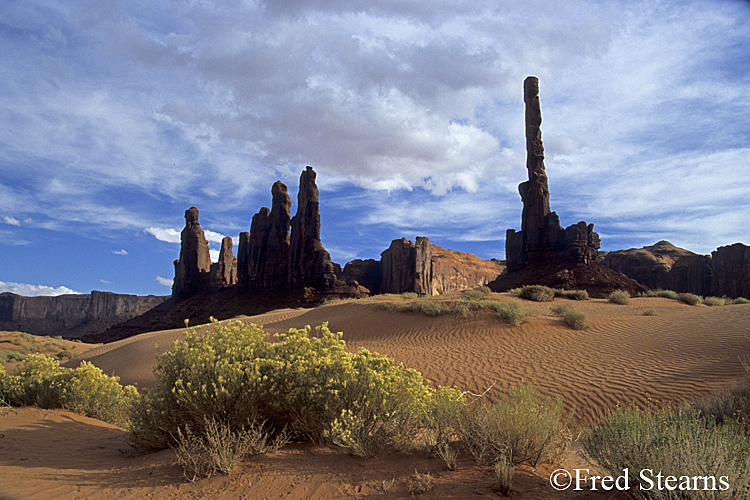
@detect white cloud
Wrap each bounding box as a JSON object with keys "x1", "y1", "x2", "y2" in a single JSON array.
[
  {"x1": 144, "y1": 227, "x2": 181, "y2": 244},
  {"x1": 111, "y1": 249, "x2": 128, "y2": 255},
  {"x1": 203, "y1": 230, "x2": 226, "y2": 244},
  {"x1": 3, "y1": 216, "x2": 21, "y2": 226},
  {"x1": 156, "y1": 276, "x2": 173, "y2": 287},
  {"x1": 209, "y1": 248, "x2": 220, "y2": 263},
  {"x1": 0, "y1": 281, "x2": 81, "y2": 297},
  {"x1": 100, "y1": 279, "x2": 112, "y2": 284}
]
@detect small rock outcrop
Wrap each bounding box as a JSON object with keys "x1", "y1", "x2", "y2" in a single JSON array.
[
  {"x1": 490, "y1": 77, "x2": 645, "y2": 296},
  {"x1": 341, "y1": 259, "x2": 382, "y2": 294},
  {"x1": 0, "y1": 291, "x2": 168, "y2": 338},
  {"x1": 375, "y1": 237, "x2": 504, "y2": 295},
  {"x1": 380, "y1": 237, "x2": 433, "y2": 295},
  {"x1": 711, "y1": 243, "x2": 750, "y2": 299},
  {"x1": 600, "y1": 241, "x2": 713, "y2": 295}
]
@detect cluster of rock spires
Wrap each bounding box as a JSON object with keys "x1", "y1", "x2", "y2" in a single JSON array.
[
  {"x1": 172, "y1": 166, "x2": 502, "y2": 302},
  {"x1": 489, "y1": 77, "x2": 646, "y2": 296}
]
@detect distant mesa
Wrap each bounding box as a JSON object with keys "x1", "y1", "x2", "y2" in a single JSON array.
[
  {"x1": 0, "y1": 291, "x2": 167, "y2": 339},
  {"x1": 602, "y1": 240, "x2": 750, "y2": 299},
  {"x1": 489, "y1": 76, "x2": 646, "y2": 297}
]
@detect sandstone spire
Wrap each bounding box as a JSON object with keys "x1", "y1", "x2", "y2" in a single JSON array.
[
  {"x1": 172, "y1": 207, "x2": 211, "y2": 297},
  {"x1": 288, "y1": 166, "x2": 338, "y2": 290}
]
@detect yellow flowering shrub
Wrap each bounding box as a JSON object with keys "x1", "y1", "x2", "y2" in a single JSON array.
[
  {"x1": 129, "y1": 319, "x2": 434, "y2": 455},
  {"x1": 0, "y1": 353, "x2": 137, "y2": 426}
]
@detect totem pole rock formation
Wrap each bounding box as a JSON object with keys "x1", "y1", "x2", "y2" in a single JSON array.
[
  {"x1": 491, "y1": 77, "x2": 646, "y2": 296},
  {"x1": 505, "y1": 77, "x2": 600, "y2": 271}
]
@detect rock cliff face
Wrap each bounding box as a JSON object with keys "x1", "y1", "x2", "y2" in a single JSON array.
[
  {"x1": 375, "y1": 237, "x2": 504, "y2": 295},
  {"x1": 490, "y1": 77, "x2": 645, "y2": 296},
  {"x1": 711, "y1": 243, "x2": 750, "y2": 299},
  {"x1": 0, "y1": 291, "x2": 168, "y2": 338},
  {"x1": 600, "y1": 241, "x2": 713, "y2": 295}
]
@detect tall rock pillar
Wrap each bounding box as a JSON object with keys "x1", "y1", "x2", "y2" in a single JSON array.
[
  {"x1": 172, "y1": 207, "x2": 212, "y2": 298},
  {"x1": 288, "y1": 166, "x2": 338, "y2": 290}
]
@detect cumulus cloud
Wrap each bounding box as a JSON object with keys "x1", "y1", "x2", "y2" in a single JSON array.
[
  {"x1": 3, "y1": 216, "x2": 21, "y2": 226},
  {"x1": 0, "y1": 281, "x2": 81, "y2": 296},
  {"x1": 144, "y1": 227, "x2": 181, "y2": 244},
  {"x1": 0, "y1": 0, "x2": 748, "y2": 276},
  {"x1": 156, "y1": 276, "x2": 173, "y2": 287}
]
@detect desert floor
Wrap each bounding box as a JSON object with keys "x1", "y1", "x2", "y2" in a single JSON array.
[{"x1": 1, "y1": 294, "x2": 749, "y2": 499}]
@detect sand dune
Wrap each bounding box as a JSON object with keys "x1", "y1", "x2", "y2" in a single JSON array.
[
  {"x1": 68, "y1": 295, "x2": 750, "y2": 424},
  {"x1": 3, "y1": 295, "x2": 749, "y2": 499}
]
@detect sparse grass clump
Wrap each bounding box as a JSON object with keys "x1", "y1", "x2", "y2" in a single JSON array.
[
  {"x1": 642, "y1": 308, "x2": 657, "y2": 316},
  {"x1": 0, "y1": 353, "x2": 137, "y2": 426},
  {"x1": 582, "y1": 406, "x2": 750, "y2": 500},
  {"x1": 703, "y1": 296, "x2": 727, "y2": 306},
  {"x1": 402, "y1": 292, "x2": 419, "y2": 299},
  {"x1": 458, "y1": 384, "x2": 571, "y2": 468},
  {"x1": 642, "y1": 289, "x2": 679, "y2": 300},
  {"x1": 678, "y1": 292, "x2": 703, "y2": 306},
  {"x1": 692, "y1": 367, "x2": 750, "y2": 432},
  {"x1": 407, "y1": 470, "x2": 434, "y2": 495},
  {"x1": 517, "y1": 285, "x2": 555, "y2": 302},
  {"x1": 174, "y1": 417, "x2": 287, "y2": 481},
  {"x1": 552, "y1": 304, "x2": 589, "y2": 330},
  {"x1": 493, "y1": 453, "x2": 515, "y2": 496},
  {"x1": 608, "y1": 290, "x2": 631, "y2": 305}
]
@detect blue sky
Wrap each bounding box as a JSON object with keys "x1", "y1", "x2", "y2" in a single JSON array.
[{"x1": 1, "y1": 0, "x2": 749, "y2": 296}]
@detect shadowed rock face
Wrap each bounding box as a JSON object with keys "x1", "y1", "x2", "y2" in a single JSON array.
[
  {"x1": 711, "y1": 243, "x2": 750, "y2": 299},
  {"x1": 600, "y1": 241, "x2": 713, "y2": 295},
  {"x1": 210, "y1": 236, "x2": 236, "y2": 287}
]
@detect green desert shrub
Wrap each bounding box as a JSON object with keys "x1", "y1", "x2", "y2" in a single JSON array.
[
  {"x1": 733, "y1": 297, "x2": 750, "y2": 304},
  {"x1": 678, "y1": 293, "x2": 703, "y2": 306},
  {"x1": 0, "y1": 351, "x2": 26, "y2": 363},
  {"x1": 0, "y1": 353, "x2": 137, "y2": 426},
  {"x1": 642, "y1": 308, "x2": 657, "y2": 316},
  {"x1": 608, "y1": 290, "x2": 631, "y2": 305},
  {"x1": 129, "y1": 320, "x2": 432, "y2": 457},
  {"x1": 402, "y1": 292, "x2": 419, "y2": 299},
  {"x1": 423, "y1": 386, "x2": 466, "y2": 447},
  {"x1": 517, "y1": 285, "x2": 555, "y2": 302},
  {"x1": 703, "y1": 296, "x2": 727, "y2": 306},
  {"x1": 643, "y1": 289, "x2": 679, "y2": 300},
  {"x1": 462, "y1": 286, "x2": 491, "y2": 301},
  {"x1": 582, "y1": 406, "x2": 750, "y2": 500},
  {"x1": 556, "y1": 289, "x2": 589, "y2": 300},
  {"x1": 692, "y1": 368, "x2": 750, "y2": 432},
  {"x1": 459, "y1": 384, "x2": 571, "y2": 467},
  {"x1": 552, "y1": 304, "x2": 589, "y2": 330},
  {"x1": 495, "y1": 300, "x2": 527, "y2": 326}
]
